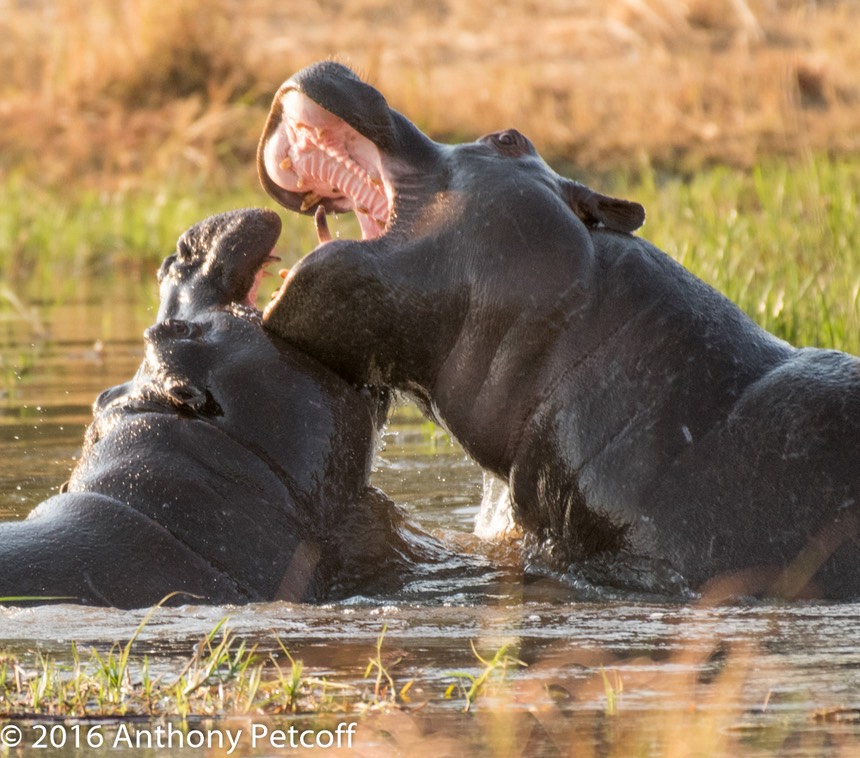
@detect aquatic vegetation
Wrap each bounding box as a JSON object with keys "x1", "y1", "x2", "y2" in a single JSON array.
[
  {"x1": 0, "y1": 617, "x2": 490, "y2": 724},
  {"x1": 445, "y1": 641, "x2": 527, "y2": 713},
  {"x1": 362, "y1": 625, "x2": 403, "y2": 708},
  {"x1": 2, "y1": 600, "x2": 860, "y2": 754},
  {"x1": 600, "y1": 667, "x2": 624, "y2": 717},
  {"x1": 0, "y1": 619, "x2": 311, "y2": 719}
]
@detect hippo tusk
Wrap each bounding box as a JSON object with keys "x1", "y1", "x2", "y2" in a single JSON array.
[{"x1": 314, "y1": 205, "x2": 332, "y2": 243}]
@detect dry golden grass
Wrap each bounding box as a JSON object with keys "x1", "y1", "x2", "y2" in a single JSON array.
[{"x1": 0, "y1": 0, "x2": 858, "y2": 193}]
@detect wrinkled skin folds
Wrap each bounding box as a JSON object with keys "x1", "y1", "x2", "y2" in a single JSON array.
[{"x1": 261, "y1": 62, "x2": 860, "y2": 600}]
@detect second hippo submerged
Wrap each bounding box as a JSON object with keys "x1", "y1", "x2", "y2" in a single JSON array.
[
  {"x1": 0, "y1": 208, "x2": 442, "y2": 608},
  {"x1": 259, "y1": 61, "x2": 860, "y2": 600}
]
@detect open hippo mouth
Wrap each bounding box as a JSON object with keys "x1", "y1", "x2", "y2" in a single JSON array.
[
  {"x1": 92, "y1": 208, "x2": 285, "y2": 422},
  {"x1": 157, "y1": 207, "x2": 284, "y2": 321},
  {"x1": 258, "y1": 62, "x2": 646, "y2": 262},
  {"x1": 257, "y1": 62, "x2": 403, "y2": 246}
]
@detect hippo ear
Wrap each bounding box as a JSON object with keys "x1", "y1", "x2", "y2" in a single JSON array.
[
  {"x1": 562, "y1": 180, "x2": 646, "y2": 233},
  {"x1": 164, "y1": 382, "x2": 224, "y2": 417}
]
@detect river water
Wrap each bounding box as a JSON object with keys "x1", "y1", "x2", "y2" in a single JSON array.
[{"x1": 2, "y1": 285, "x2": 860, "y2": 756}]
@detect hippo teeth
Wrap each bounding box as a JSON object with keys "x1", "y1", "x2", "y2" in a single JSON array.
[
  {"x1": 314, "y1": 205, "x2": 332, "y2": 244},
  {"x1": 264, "y1": 89, "x2": 392, "y2": 241},
  {"x1": 285, "y1": 123, "x2": 387, "y2": 228}
]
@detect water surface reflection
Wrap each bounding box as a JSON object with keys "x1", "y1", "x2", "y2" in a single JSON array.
[{"x1": 2, "y1": 291, "x2": 860, "y2": 755}]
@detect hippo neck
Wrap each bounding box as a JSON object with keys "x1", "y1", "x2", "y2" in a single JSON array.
[
  {"x1": 508, "y1": 230, "x2": 795, "y2": 547},
  {"x1": 426, "y1": 232, "x2": 600, "y2": 475}
]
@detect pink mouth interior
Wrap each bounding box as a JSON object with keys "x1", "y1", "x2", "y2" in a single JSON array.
[
  {"x1": 245, "y1": 252, "x2": 281, "y2": 309},
  {"x1": 262, "y1": 90, "x2": 393, "y2": 241},
  {"x1": 245, "y1": 267, "x2": 265, "y2": 307}
]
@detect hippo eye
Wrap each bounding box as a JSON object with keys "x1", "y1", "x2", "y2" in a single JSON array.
[
  {"x1": 163, "y1": 319, "x2": 201, "y2": 339},
  {"x1": 488, "y1": 129, "x2": 532, "y2": 157}
]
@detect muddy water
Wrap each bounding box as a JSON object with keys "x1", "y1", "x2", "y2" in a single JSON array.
[{"x1": 2, "y1": 290, "x2": 860, "y2": 756}]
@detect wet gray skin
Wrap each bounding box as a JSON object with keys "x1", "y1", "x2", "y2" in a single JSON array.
[
  {"x1": 260, "y1": 62, "x2": 860, "y2": 600},
  {"x1": 0, "y1": 208, "x2": 452, "y2": 608}
]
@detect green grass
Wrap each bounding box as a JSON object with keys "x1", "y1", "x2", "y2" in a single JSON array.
[
  {"x1": 0, "y1": 174, "x2": 241, "y2": 296},
  {"x1": 2, "y1": 154, "x2": 857, "y2": 351},
  {"x1": 444, "y1": 640, "x2": 526, "y2": 713},
  {"x1": 634, "y1": 156, "x2": 860, "y2": 352},
  {"x1": 0, "y1": 619, "x2": 483, "y2": 719},
  {"x1": 0, "y1": 172, "x2": 322, "y2": 302}
]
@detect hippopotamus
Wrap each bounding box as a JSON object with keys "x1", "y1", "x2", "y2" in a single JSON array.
[
  {"x1": 0, "y1": 208, "x2": 431, "y2": 608},
  {"x1": 258, "y1": 61, "x2": 860, "y2": 600}
]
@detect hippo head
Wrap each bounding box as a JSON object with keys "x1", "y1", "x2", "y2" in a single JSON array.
[
  {"x1": 141, "y1": 208, "x2": 286, "y2": 419},
  {"x1": 156, "y1": 207, "x2": 282, "y2": 322},
  {"x1": 257, "y1": 61, "x2": 644, "y2": 255},
  {"x1": 94, "y1": 208, "x2": 282, "y2": 415},
  {"x1": 94, "y1": 205, "x2": 382, "y2": 505},
  {"x1": 257, "y1": 62, "x2": 648, "y2": 428},
  {"x1": 66, "y1": 206, "x2": 411, "y2": 606}
]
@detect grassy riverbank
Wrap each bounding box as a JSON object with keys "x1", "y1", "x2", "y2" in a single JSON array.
[
  {"x1": 2, "y1": 613, "x2": 856, "y2": 756},
  {"x1": 1, "y1": 1, "x2": 858, "y2": 347},
  {"x1": 3, "y1": 153, "x2": 858, "y2": 351}
]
